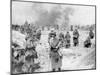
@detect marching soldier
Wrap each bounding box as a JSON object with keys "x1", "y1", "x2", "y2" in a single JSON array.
[
  {"x1": 73, "y1": 29, "x2": 79, "y2": 46},
  {"x1": 65, "y1": 31, "x2": 71, "y2": 48},
  {"x1": 84, "y1": 36, "x2": 91, "y2": 48},
  {"x1": 49, "y1": 31, "x2": 63, "y2": 72}
]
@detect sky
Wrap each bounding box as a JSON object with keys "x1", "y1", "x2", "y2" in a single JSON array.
[{"x1": 12, "y1": 1, "x2": 95, "y2": 26}]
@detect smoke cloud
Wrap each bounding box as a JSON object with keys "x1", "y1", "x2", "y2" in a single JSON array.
[
  {"x1": 12, "y1": 1, "x2": 74, "y2": 27},
  {"x1": 32, "y1": 3, "x2": 74, "y2": 27}
]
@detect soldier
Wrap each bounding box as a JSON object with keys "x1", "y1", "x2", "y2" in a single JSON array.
[
  {"x1": 65, "y1": 31, "x2": 71, "y2": 48},
  {"x1": 36, "y1": 30, "x2": 41, "y2": 40},
  {"x1": 84, "y1": 36, "x2": 91, "y2": 48},
  {"x1": 25, "y1": 40, "x2": 38, "y2": 73},
  {"x1": 89, "y1": 29, "x2": 94, "y2": 39},
  {"x1": 58, "y1": 32, "x2": 64, "y2": 47},
  {"x1": 73, "y1": 29, "x2": 79, "y2": 46},
  {"x1": 59, "y1": 32, "x2": 64, "y2": 40},
  {"x1": 49, "y1": 32, "x2": 63, "y2": 72},
  {"x1": 25, "y1": 35, "x2": 38, "y2": 70}
]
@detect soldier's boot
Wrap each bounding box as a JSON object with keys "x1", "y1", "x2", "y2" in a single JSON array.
[{"x1": 58, "y1": 68, "x2": 61, "y2": 71}]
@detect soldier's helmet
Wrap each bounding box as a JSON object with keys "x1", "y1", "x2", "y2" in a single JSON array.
[{"x1": 50, "y1": 30, "x2": 56, "y2": 37}]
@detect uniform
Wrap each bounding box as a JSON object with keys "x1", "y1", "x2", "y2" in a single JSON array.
[
  {"x1": 36, "y1": 30, "x2": 41, "y2": 40},
  {"x1": 24, "y1": 47, "x2": 38, "y2": 73},
  {"x1": 59, "y1": 33, "x2": 64, "y2": 47},
  {"x1": 49, "y1": 34, "x2": 62, "y2": 71},
  {"x1": 65, "y1": 32, "x2": 71, "y2": 48},
  {"x1": 24, "y1": 36, "x2": 38, "y2": 73},
  {"x1": 73, "y1": 29, "x2": 79, "y2": 46},
  {"x1": 50, "y1": 50, "x2": 62, "y2": 71},
  {"x1": 59, "y1": 33, "x2": 64, "y2": 40}
]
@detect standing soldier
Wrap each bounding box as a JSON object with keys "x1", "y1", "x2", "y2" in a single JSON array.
[
  {"x1": 58, "y1": 32, "x2": 64, "y2": 47},
  {"x1": 89, "y1": 29, "x2": 94, "y2": 39},
  {"x1": 59, "y1": 32, "x2": 64, "y2": 41},
  {"x1": 36, "y1": 30, "x2": 41, "y2": 40},
  {"x1": 73, "y1": 29, "x2": 79, "y2": 46},
  {"x1": 70, "y1": 25, "x2": 73, "y2": 31},
  {"x1": 65, "y1": 31, "x2": 71, "y2": 48},
  {"x1": 49, "y1": 31, "x2": 63, "y2": 72},
  {"x1": 24, "y1": 37, "x2": 38, "y2": 73}
]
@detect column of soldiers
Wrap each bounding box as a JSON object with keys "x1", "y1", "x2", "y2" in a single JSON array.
[{"x1": 48, "y1": 29, "x2": 94, "y2": 72}]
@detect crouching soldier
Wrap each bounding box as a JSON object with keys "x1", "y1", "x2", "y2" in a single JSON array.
[
  {"x1": 49, "y1": 32, "x2": 63, "y2": 72},
  {"x1": 65, "y1": 31, "x2": 71, "y2": 48},
  {"x1": 73, "y1": 29, "x2": 79, "y2": 46},
  {"x1": 84, "y1": 36, "x2": 91, "y2": 48},
  {"x1": 89, "y1": 29, "x2": 94, "y2": 39}
]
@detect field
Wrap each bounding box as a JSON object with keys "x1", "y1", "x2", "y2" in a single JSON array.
[
  {"x1": 33, "y1": 29, "x2": 95, "y2": 72},
  {"x1": 12, "y1": 29, "x2": 96, "y2": 73}
]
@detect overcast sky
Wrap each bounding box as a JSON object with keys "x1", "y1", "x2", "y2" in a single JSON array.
[{"x1": 12, "y1": 1, "x2": 95, "y2": 26}]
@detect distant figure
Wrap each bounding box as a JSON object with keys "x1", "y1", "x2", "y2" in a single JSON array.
[
  {"x1": 49, "y1": 32, "x2": 62, "y2": 72},
  {"x1": 65, "y1": 31, "x2": 71, "y2": 48},
  {"x1": 36, "y1": 30, "x2": 41, "y2": 40},
  {"x1": 84, "y1": 36, "x2": 91, "y2": 48},
  {"x1": 59, "y1": 32, "x2": 64, "y2": 40},
  {"x1": 73, "y1": 29, "x2": 79, "y2": 46},
  {"x1": 89, "y1": 29, "x2": 94, "y2": 39},
  {"x1": 71, "y1": 25, "x2": 73, "y2": 31},
  {"x1": 58, "y1": 32, "x2": 64, "y2": 47}
]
